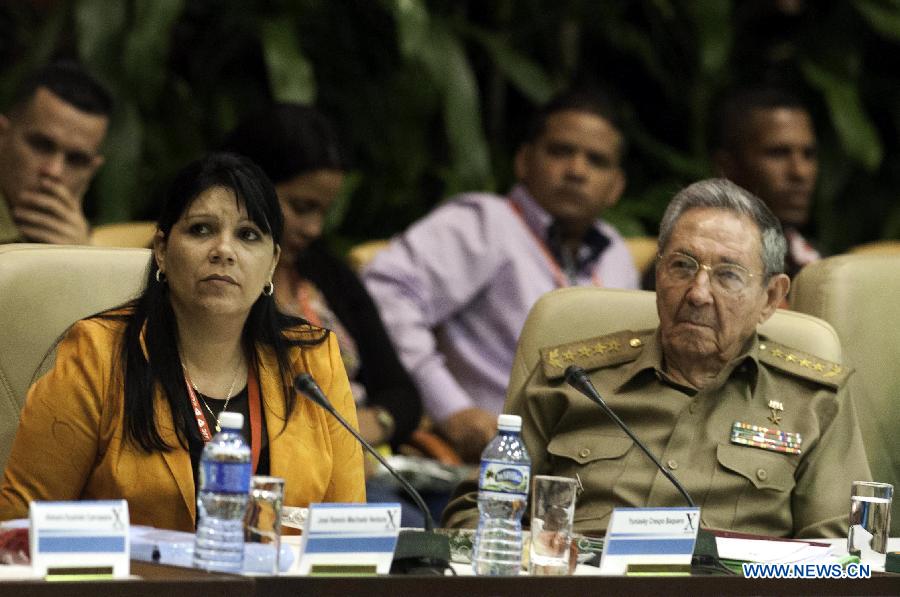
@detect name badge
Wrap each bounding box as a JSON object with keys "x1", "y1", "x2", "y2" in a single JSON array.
[
  {"x1": 30, "y1": 500, "x2": 130, "y2": 578},
  {"x1": 297, "y1": 503, "x2": 401, "y2": 575},
  {"x1": 599, "y1": 507, "x2": 700, "y2": 576}
]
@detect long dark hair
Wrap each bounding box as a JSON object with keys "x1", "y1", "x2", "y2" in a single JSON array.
[{"x1": 108, "y1": 152, "x2": 326, "y2": 452}]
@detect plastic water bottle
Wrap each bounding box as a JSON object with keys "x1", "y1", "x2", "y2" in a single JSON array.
[
  {"x1": 193, "y1": 411, "x2": 251, "y2": 572},
  {"x1": 472, "y1": 414, "x2": 531, "y2": 576}
]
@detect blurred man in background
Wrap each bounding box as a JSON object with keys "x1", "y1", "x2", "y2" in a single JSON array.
[
  {"x1": 711, "y1": 86, "x2": 820, "y2": 278},
  {"x1": 364, "y1": 88, "x2": 639, "y2": 462},
  {"x1": 0, "y1": 61, "x2": 111, "y2": 245}
]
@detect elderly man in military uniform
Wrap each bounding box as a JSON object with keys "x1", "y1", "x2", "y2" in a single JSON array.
[{"x1": 443, "y1": 178, "x2": 870, "y2": 538}]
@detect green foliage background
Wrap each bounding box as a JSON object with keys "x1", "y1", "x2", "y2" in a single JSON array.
[{"x1": 2, "y1": 0, "x2": 899, "y2": 253}]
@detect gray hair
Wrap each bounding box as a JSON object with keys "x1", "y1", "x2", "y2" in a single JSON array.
[{"x1": 658, "y1": 178, "x2": 787, "y2": 279}]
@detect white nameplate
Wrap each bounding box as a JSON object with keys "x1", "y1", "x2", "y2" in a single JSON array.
[
  {"x1": 598, "y1": 507, "x2": 700, "y2": 575},
  {"x1": 297, "y1": 503, "x2": 401, "y2": 575},
  {"x1": 29, "y1": 500, "x2": 130, "y2": 578}
]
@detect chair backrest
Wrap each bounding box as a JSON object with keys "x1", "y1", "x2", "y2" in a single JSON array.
[
  {"x1": 0, "y1": 244, "x2": 150, "y2": 471},
  {"x1": 624, "y1": 236, "x2": 658, "y2": 276},
  {"x1": 791, "y1": 253, "x2": 900, "y2": 534},
  {"x1": 90, "y1": 221, "x2": 156, "y2": 248},
  {"x1": 347, "y1": 239, "x2": 390, "y2": 272},
  {"x1": 848, "y1": 240, "x2": 900, "y2": 255},
  {"x1": 509, "y1": 287, "x2": 843, "y2": 418}
]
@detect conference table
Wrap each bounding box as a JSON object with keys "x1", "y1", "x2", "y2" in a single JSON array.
[{"x1": 4, "y1": 537, "x2": 899, "y2": 596}]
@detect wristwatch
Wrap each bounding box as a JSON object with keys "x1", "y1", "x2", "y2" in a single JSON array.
[{"x1": 372, "y1": 406, "x2": 396, "y2": 442}]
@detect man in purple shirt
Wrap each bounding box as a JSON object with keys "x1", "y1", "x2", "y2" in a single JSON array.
[{"x1": 363, "y1": 89, "x2": 639, "y2": 462}]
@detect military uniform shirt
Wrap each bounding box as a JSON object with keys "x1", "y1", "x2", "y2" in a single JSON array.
[{"x1": 443, "y1": 328, "x2": 871, "y2": 538}]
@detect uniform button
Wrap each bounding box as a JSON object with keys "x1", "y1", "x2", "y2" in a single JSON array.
[
  {"x1": 667, "y1": 459, "x2": 678, "y2": 470},
  {"x1": 579, "y1": 448, "x2": 591, "y2": 459},
  {"x1": 756, "y1": 468, "x2": 768, "y2": 481}
]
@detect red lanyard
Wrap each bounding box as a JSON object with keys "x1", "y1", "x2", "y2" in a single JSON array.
[
  {"x1": 507, "y1": 199, "x2": 603, "y2": 288},
  {"x1": 294, "y1": 277, "x2": 322, "y2": 326},
  {"x1": 184, "y1": 365, "x2": 262, "y2": 474}
]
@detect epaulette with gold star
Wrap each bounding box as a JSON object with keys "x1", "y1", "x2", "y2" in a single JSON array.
[
  {"x1": 757, "y1": 339, "x2": 850, "y2": 389},
  {"x1": 540, "y1": 330, "x2": 646, "y2": 381}
]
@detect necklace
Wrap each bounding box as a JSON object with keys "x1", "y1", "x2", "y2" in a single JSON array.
[{"x1": 182, "y1": 363, "x2": 240, "y2": 433}]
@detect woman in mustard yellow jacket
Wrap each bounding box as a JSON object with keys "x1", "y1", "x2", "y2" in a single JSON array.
[{"x1": 0, "y1": 153, "x2": 365, "y2": 531}]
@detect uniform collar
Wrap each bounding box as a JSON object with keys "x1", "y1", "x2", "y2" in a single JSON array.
[{"x1": 614, "y1": 329, "x2": 761, "y2": 397}]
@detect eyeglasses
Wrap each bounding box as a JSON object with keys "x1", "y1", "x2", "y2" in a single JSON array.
[{"x1": 657, "y1": 251, "x2": 759, "y2": 295}]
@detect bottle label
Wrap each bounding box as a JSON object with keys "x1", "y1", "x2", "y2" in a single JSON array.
[
  {"x1": 201, "y1": 460, "x2": 251, "y2": 494},
  {"x1": 478, "y1": 459, "x2": 530, "y2": 496}
]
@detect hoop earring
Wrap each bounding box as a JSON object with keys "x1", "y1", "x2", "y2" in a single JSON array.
[
  {"x1": 263, "y1": 280, "x2": 274, "y2": 296},
  {"x1": 155, "y1": 270, "x2": 166, "y2": 283}
]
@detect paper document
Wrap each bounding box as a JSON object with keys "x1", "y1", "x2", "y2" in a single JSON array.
[{"x1": 716, "y1": 537, "x2": 834, "y2": 563}]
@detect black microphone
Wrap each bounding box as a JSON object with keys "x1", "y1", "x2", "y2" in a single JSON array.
[
  {"x1": 293, "y1": 373, "x2": 450, "y2": 575},
  {"x1": 564, "y1": 365, "x2": 732, "y2": 574},
  {"x1": 564, "y1": 365, "x2": 695, "y2": 507}
]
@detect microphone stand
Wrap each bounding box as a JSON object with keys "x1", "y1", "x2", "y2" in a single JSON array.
[
  {"x1": 294, "y1": 374, "x2": 451, "y2": 575},
  {"x1": 564, "y1": 365, "x2": 734, "y2": 575}
]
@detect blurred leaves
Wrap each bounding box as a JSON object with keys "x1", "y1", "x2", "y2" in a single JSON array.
[
  {"x1": 261, "y1": 16, "x2": 316, "y2": 105},
  {"x1": 802, "y1": 61, "x2": 883, "y2": 171},
  {"x1": 854, "y1": 0, "x2": 900, "y2": 40},
  {"x1": 3, "y1": 0, "x2": 898, "y2": 248}
]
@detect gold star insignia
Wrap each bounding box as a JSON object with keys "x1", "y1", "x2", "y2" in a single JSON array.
[
  {"x1": 548, "y1": 349, "x2": 563, "y2": 369},
  {"x1": 785, "y1": 354, "x2": 797, "y2": 362},
  {"x1": 824, "y1": 365, "x2": 843, "y2": 378},
  {"x1": 578, "y1": 346, "x2": 593, "y2": 357},
  {"x1": 799, "y1": 358, "x2": 812, "y2": 368},
  {"x1": 594, "y1": 342, "x2": 607, "y2": 354},
  {"x1": 772, "y1": 348, "x2": 785, "y2": 358},
  {"x1": 812, "y1": 363, "x2": 825, "y2": 372},
  {"x1": 563, "y1": 350, "x2": 576, "y2": 361},
  {"x1": 607, "y1": 340, "x2": 621, "y2": 351}
]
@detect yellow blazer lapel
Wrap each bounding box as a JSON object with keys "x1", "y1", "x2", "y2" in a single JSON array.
[
  {"x1": 140, "y1": 324, "x2": 195, "y2": 524},
  {"x1": 155, "y1": 388, "x2": 196, "y2": 524}
]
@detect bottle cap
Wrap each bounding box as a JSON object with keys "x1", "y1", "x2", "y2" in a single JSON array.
[
  {"x1": 218, "y1": 411, "x2": 244, "y2": 430},
  {"x1": 497, "y1": 414, "x2": 522, "y2": 432}
]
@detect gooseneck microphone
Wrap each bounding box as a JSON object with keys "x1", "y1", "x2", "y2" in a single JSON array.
[
  {"x1": 564, "y1": 365, "x2": 695, "y2": 507},
  {"x1": 293, "y1": 374, "x2": 450, "y2": 575}
]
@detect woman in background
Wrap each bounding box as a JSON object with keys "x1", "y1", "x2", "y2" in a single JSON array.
[
  {"x1": 0, "y1": 153, "x2": 365, "y2": 530},
  {"x1": 222, "y1": 104, "x2": 422, "y2": 450}
]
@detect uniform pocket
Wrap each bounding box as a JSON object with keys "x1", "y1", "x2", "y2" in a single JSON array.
[
  {"x1": 547, "y1": 433, "x2": 633, "y2": 464},
  {"x1": 546, "y1": 433, "x2": 634, "y2": 528},
  {"x1": 716, "y1": 443, "x2": 795, "y2": 491}
]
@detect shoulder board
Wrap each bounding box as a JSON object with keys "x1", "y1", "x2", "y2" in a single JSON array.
[
  {"x1": 757, "y1": 339, "x2": 849, "y2": 389},
  {"x1": 541, "y1": 330, "x2": 645, "y2": 381}
]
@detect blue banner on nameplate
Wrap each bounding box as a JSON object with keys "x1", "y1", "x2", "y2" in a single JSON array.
[
  {"x1": 29, "y1": 500, "x2": 130, "y2": 577},
  {"x1": 297, "y1": 503, "x2": 401, "y2": 575},
  {"x1": 598, "y1": 507, "x2": 700, "y2": 575}
]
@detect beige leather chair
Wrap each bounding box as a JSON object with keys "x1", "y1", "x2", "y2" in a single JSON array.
[
  {"x1": 0, "y1": 244, "x2": 150, "y2": 471},
  {"x1": 509, "y1": 287, "x2": 842, "y2": 402},
  {"x1": 849, "y1": 240, "x2": 900, "y2": 255},
  {"x1": 624, "y1": 236, "x2": 658, "y2": 277},
  {"x1": 791, "y1": 253, "x2": 900, "y2": 534},
  {"x1": 347, "y1": 239, "x2": 390, "y2": 272},
  {"x1": 90, "y1": 221, "x2": 156, "y2": 248}
]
